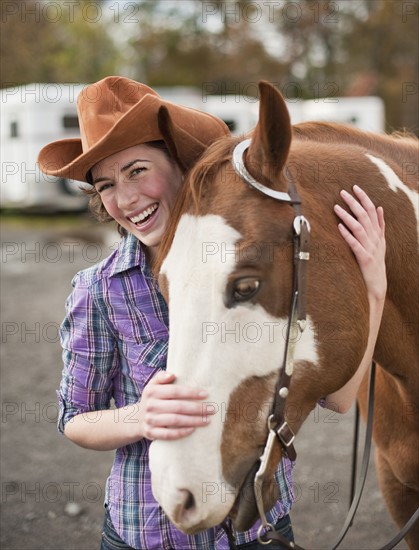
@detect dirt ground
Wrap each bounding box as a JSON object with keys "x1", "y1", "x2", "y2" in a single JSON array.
[{"x1": 0, "y1": 215, "x2": 407, "y2": 550}]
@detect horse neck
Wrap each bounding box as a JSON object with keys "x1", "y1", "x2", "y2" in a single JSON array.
[{"x1": 288, "y1": 131, "x2": 418, "y2": 398}]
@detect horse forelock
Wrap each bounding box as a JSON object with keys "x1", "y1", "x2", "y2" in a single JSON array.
[{"x1": 153, "y1": 134, "x2": 243, "y2": 276}]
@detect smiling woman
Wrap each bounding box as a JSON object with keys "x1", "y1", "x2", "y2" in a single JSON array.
[
  {"x1": 89, "y1": 143, "x2": 183, "y2": 259},
  {"x1": 36, "y1": 76, "x2": 388, "y2": 550},
  {"x1": 83, "y1": 141, "x2": 175, "y2": 236}
]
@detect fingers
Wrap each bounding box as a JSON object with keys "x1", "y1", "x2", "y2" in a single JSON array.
[
  {"x1": 148, "y1": 371, "x2": 176, "y2": 386},
  {"x1": 336, "y1": 220, "x2": 363, "y2": 256},
  {"x1": 143, "y1": 405, "x2": 212, "y2": 440},
  {"x1": 334, "y1": 185, "x2": 387, "y2": 302},
  {"x1": 145, "y1": 375, "x2": 209, "y2": 402},
  {"x1": 146, "y1": 395, "x2": 212, "y2": 419},
  {"x1": 335, "y1": 187, "x2": 374, "y2": 246},
  {"x1": 334, "y1": 185, "x2": 384, "y2": 253},
  {"x1": 143, "y1": 426, "x2": 196, "y2": 441},
  {"x1": 351, "y1": 184, "x2": 380, "y2": 227},
  {"x1": 144, "y1": 411, "x2": 211, "y2": 437},
  {"x1": 142, "y1": 372, "x2": 215, "y2": 441},
  {"x1": 377, "y1": 205, "x2": 386, "y2": 235}
]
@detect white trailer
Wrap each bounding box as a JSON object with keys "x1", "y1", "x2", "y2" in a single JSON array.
[
  {"x1": 1, "y1": 83, "x2": 385, "y2": 211},
  {"x1": 155, "y1": 87, "x2": 260, "y2": 134},
  {"x1": 169, "y1": 91, "x2": 385, "y2": 134},
  {"x1": 1, "y1": 83, "x2": 89, "y2": 211},
  {"x1": 200, "y1": 95, "x2": 385, "y2": 133},
  {"x1": 300, "y1": 96, "x2": 385, "y2": 133}
]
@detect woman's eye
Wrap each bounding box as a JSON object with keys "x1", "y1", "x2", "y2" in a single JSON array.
[
  {"x1": 130, "y1": 166, "x2": 145, "y2": 177},
  {"x1": 232, "y1": 278, "x2": 261, "y2": 302},
  {"x1": 97, "y1": 182, "x2": 113, "y2": 193}
]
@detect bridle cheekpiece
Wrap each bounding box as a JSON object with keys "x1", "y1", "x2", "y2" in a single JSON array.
[{"x1": 232, "y1": 138, "x2": 311, "y2": 547}]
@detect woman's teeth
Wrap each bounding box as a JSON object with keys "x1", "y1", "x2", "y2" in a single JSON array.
[{"x1": 130, "y1": 203, "x2": 158, "y2": 225}]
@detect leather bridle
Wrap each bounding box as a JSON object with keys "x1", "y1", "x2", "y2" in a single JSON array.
[
  {"x1": 229, "y1": 138, "x2": 419, "y2": 549},
  {"x1": 233, "y1": 138, "x2": 309, "y2": 548}
]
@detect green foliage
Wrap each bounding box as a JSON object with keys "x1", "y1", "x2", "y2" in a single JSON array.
[
  {"x1": 1, "y1": 0, "x2": 417, "y2": 133},
  {"x1": 1, "y1": 0, "x2": 120, "y2": 85},
  {"x1": 128, "y1": 0, "x2": 287, "y2": 89}
]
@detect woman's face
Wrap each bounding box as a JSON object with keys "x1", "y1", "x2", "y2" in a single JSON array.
[{"x1": 91, "y1": 144, "x2": 183, "y2": 257}]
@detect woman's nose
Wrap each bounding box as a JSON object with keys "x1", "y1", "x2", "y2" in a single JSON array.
[{"x1": 116, "y1": 183, "x2": 140, "y2": 210}]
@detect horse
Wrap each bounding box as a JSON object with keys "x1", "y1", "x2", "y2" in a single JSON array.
[{"x1": 149, "y1": 81, "x2": 419, "y2": 548}]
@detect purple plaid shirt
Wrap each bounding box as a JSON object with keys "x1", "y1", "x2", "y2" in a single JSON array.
[{"x1": 58, "y1": 233, "x2": 295, "y2": 550}]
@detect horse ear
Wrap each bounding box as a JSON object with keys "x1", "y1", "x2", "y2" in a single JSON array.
[{"x1": 246, "y1": 81, "x2": 292, "y2": 186}]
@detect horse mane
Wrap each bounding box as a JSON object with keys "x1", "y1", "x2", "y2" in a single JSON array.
[
  {"x1": 153, "y1": 134, "x2": 242, "y2": 275},
  {"x1": 293, "y1": 121, "x2": 418, "y2": 165}
]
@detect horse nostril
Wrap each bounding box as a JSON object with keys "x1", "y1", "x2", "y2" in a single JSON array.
[
  {"x1": 184, "y1": 490, "x2": 195, "y2": 511},
  {"x1": 174, "y1": 489, "x2": 197, "y2": 524}
]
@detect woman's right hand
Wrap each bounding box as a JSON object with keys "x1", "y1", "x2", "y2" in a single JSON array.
[
  {"x1": 138, "y1": 371, "x2": 215, "y2": 441},
  {"x1": 64, "y1": 372, "x2": 214, "y2": 450}
]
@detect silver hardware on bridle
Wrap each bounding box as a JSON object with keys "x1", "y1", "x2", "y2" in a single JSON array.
[{"x1": 232, "y1": 138, "x2": 294, "y2": 203}]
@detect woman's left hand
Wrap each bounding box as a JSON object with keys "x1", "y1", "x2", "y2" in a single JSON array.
[
  {"x1": 324, "y1": 185, "x2": 387, "y2": 413},
  {"x1": 334, "y1": 184, "x2": 387, "y2": 302}
]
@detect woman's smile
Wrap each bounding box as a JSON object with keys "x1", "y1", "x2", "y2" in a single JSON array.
[{"x1": 128, "y1": 202, "x2": 160, "y2": 229}]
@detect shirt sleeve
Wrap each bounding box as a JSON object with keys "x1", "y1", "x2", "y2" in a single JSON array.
[{"x1": 57, "y1": 272, "x2": 118, "y2": 434}]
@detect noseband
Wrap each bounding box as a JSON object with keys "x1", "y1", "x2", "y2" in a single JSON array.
[{"x1": 233, "y1": 138, "x2": 310, "y2": 546}]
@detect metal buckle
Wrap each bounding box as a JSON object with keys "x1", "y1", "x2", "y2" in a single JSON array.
[
  {"x1": 293, "y1": 215, "x2": 311, "y2": 235},
  {"x1": 254, "y1": 415, "x2": 277, "y2": 532},
  {"x1": 276, "y1": 421, "x2": 296, "y2": 448},
  {"x1": 257, "y1": 522, "x2": 275, "y2": 545},
  {"x1": 298, "y1": 251, "x2": 310, "y2": 261}
]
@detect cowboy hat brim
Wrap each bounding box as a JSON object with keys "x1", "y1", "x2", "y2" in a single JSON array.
[{"x1": 38, "y1": 93, "x2": 229, "y2": 183}]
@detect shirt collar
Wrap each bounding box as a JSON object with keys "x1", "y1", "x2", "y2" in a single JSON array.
[{"x1": 109, "y1": 233, "x2": 153, "y2": 278}]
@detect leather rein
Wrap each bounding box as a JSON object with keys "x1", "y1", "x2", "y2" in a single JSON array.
[{"x1": 228, "y1": 138, "x2": 419, "y2": 549}]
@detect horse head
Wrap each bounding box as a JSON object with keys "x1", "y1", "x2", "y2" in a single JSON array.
[{"x1": 149, "y1": 82, "x2": 370, "y2": 534}]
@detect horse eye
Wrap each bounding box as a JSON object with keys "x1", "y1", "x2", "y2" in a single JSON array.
[{"x1": 232, "y1": 278, "x2": 261, "y2": 302}]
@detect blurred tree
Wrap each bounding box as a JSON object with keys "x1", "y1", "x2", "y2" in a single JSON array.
[
  {"x1": 272, "y1": 0, "x2": 354, "y2": 96},
  {"x1": 129, "y1": 0, "x2": 289, "y2": 94},
  {"x1": 0, "y1": 0, "x2": 120, "y2": 86},
  {"x1": 1, "y1": 0, "x2": 417, "y2": 133},
  {"x1": 274, "y1": 0, "x2": 418, "y2": 132},
  {"x1": 128, "y1": 0, "x2": 417, "y2": 132},
  {"x1": 341, "y1": 0, "x2": 418, "y2": 133}
]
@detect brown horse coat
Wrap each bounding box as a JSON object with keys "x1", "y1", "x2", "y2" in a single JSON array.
[{"x1": 150, "y1": 82, "x2": 418, "y2": 547}]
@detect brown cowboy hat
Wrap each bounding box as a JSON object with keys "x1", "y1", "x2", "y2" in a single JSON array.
[{"x1": 38, "y1": 76, "x2": 230, "y2": 183}]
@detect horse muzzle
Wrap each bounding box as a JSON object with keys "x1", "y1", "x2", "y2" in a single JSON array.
[{"x1": 149, "y1": 438, "x2": 237, "y2": 534}]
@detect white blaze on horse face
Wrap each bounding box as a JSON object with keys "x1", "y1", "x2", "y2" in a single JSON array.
[
  {"x1": 365, "y1": 154, "x2": 419, "y2": 237},
  {"x1": 149, "y1": 213, "x2": 319, "y2": 532}
]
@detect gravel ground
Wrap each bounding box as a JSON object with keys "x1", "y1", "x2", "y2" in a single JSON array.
[{"x1": 0, "y1": 216, "x2": 407, "y2": 550}]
